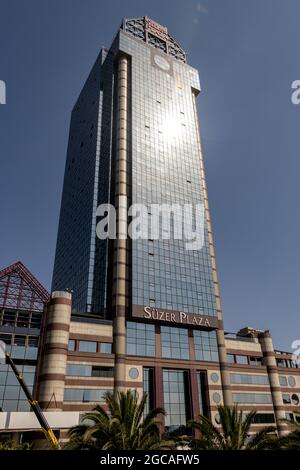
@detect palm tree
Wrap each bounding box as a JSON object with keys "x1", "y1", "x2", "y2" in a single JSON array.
[
  {"x1": 189, "y1": 405, "x2": 277, "y2": 450},
  {"x1": 278, "y1": 418, "x2": 300, "y2": 449},
  {"x1": 0, "y1": 439, "x2": 31, "y2": 450},
  {"x1": 64, "y1": 390, "x2": 173, "y2": 450}
]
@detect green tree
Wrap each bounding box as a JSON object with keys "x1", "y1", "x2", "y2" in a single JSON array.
[
  {"x1": 278, "y1": 419, "x2": 300, "y2": 449},
  {"x1": 64, "y1": 390, "x2": 173, "y2": 450},
  {"x1": 189, "y1": 405, "x2": 277, "y2": 450},
  {"x1": 0, "y1": 439, "x2": 31, "y2": 450}
]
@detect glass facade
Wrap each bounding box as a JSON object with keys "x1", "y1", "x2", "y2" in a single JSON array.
[
  {"x1": 52, "y1": 48, "x2": 114, "y2": 313},
  {"x1": 0, "y1": 262, "x2": 48, "y2": 412},
  {"x1": 143, "y1": 367, "x2": 154, "y2": 416},
  {"x1": 126, "y1": 321, "x2": 155, "y2": 357},
  {"x1": 197, "y1": 371, "x2": 208, "y2": 416},
  {"x1": 163, "y1": 369, "x2": 189, "y2": 431},
  {"x1": 51, "y1": 18, "x2": 218, "y2": 319},
  {"x1": 0, "y1": 364, "x2": 35, "y2": 411},
  {"x1": 193, "y1": 330, "x2": 218, "y2": 362},
  {"x1": 161, "y1": 326, "x2": 189, "y2": 360},
  {"x1": 118, "y1": 30, "x2": 217, "y2": 317}
]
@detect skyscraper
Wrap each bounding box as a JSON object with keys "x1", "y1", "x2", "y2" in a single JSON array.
[
  {"x1": 51, "y1": 15, "x2": 232, "y2": 422},
  {"x1": 52, "y1": 17, "x2": 219, "y2": 319},
  {"x1": 44, "y1": 18, "x2": 300, "y2": 434}
]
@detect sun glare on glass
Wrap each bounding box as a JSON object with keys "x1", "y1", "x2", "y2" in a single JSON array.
[{"x1": 161, "y1": 116, "x2": 182, "y2": 140}]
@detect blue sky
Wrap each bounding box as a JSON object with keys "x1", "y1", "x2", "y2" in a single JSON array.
[{"x1": 0, "y1": 0, "x2": 299, "y2": 351}]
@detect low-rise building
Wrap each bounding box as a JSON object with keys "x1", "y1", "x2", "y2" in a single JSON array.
[{"x1": 33, "y1": 291, "x2": 300, "y2": 441}]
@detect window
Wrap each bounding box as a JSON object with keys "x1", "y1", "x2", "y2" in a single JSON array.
[
  {"x1": 23, "y1": 372, "x2": 35, "y2": 386},
  {"x1": 66, "y1": 364, "x2": 114, "y2": 377},
  {"x1": 17, "y1": 312, "x2": 29, "y2": 328},
  {"x1": 233, "y1": 393, "x2": 272, "y2": 404},
  {"x1": 68, "y1": 339, "x2": 76, "y2": 351},
  {"x1": 0, "y1": 371, "x2": 7, "y2": 386},
  {"x1": 279, "y1": 376, "x2": 288, "y2": 386},
  {"x1": 92, "y1": 366, "x2": 114, "y2": 378},
  {"x1": 235, "y1": 355, "x2": 248, "y2": 365},
  {"x1": 78, "y1": 341, "x2": 97, "y2": 353},
  {"x1": 17, "y1": 401, "x2": 30, "y2": 411},
  {"x1": 2, "y1": 311, "x2": 16, "y2": 326},
  {"x1": 4, "y1": 386, "x2": 20, "y2": 399},
  {"x1": 64, "y1": 388, "x2": 110, "y2": 402},
  {"x1": 127, "y1": 322, "x2": 155, "y2": 357},
  {"x1": 193, "y1": 330, "x2": 218, "y2": 362},
  {"x1": 100, "y1": 343, "x2": 112, "y2": 354},
  {"x1": 6, "y1": 372, "x2": 18, "y2": 385},
  {"x1": 282, "y1": 393, "x2": 291, "y2": 404},
  {"x1": 143, "y1": 368, "x2": 154, "y2": 416},
  {"x1": 83, "y1": 389, "x2": 107, "y2": 402},
  {"x1": 2, "y1": 400, "x2": 18, "y2": 412},
  {"x1": 161, "y1": 326, "x2": 189, "y2": 360},
  {"x1": 63, "y1": 388, "x2": 83, "y2": 401},
  {"x1": 230, "y1": 373, "x2": 269, "y2": 385},
  {"x1": 277, "y1": 359, "x2": 286, "y2": 368},
  {"x1": 253, "y1": 413, "x2": 275, "y2": 424},
  {"x1": 285, "y1": 412, "x2": 294, "y2": 421},
  {"x1": 28, "y1": 337, "x2": 39, "y2": 347},
  {"x1": 197, "y1": 371, "x2": 209, "y2": 417},
  {"x1": 291, "y1": 394, "x2": 299, "y2": 405},
  {"x1": 286, "y1": 359, "x2": 297, "y2": 368},
  {"x1": 289, "y1": 360, "x2": 298, "y2": 368},
  {"x1": 163, "y1": 369, "x2": 189, "y2": 432},
  {"x1": 30, "y1": 313, "x2": 41, "y2": 329},
  {"x1": 0, "y1": 334, "x2": 11, "y2": 345},
  {"x1": 227, "y1": 354, "x2": 235, "y2": 363},
  {"x1": 66, "y1": 364, "x2": 91, "y2": 376},
  {"x1": 13, "y1": 336, "x2": 26, "y2": 346},
  {"x1": 25, "y1": 347, "x2": 38, "y2": 360},
  {"x1": 11, "y1": 346, "x2": 25, "y2": 359},
  {"x1": 249, "y1": 356, "x2": 263, "y2": 366},
  {"x1": 288, "y1": 376, "x2": 296, "y2": 387}
]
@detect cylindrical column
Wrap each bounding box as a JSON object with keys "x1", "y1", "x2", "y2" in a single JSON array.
[
  {"x1": 192, "y1": 92, "x2": 232, "y2": 407},
  {"x1": 216, "y1": 329, "x2": 232, "y2": 406},
  {"x1": 258, "y1": 331, "x2": 286, "y2": 436},
  {"x1": 113, "y1": 55, "x2": 129, "y2": 392},
  {"x1": 38, "y1": 291, "x2": 72, "y2": 410}
]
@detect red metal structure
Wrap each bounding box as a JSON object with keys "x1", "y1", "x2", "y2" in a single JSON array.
[{"x1": 0, "y1": 261, "x2": 49, "y2": 311}]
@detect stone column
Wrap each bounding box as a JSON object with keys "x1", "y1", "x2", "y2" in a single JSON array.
[
  {"x1": 192, "y1": 92, "x2": 232, "y2": 407},
  {"x1": 38, "y1": 291, "x2": 72, "y2": 410},
  {"x1": 113, "y1": 55, "x2": 129, "y2": 392},
  {"x1": 216, "y1": 329, "x2": 232, "y2": 406},
  {"x1": 258, "y1": 331, "x2": 286, "y2": 436}
]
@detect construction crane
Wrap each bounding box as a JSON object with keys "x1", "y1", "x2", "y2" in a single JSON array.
[{"x1": 5, "y1": 352, "x2": 60, "y2": 449}]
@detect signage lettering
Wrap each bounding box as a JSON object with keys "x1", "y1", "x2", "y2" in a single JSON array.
[{"x1": 143, "y1": 306, "x2": 212, "y2": 327}]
